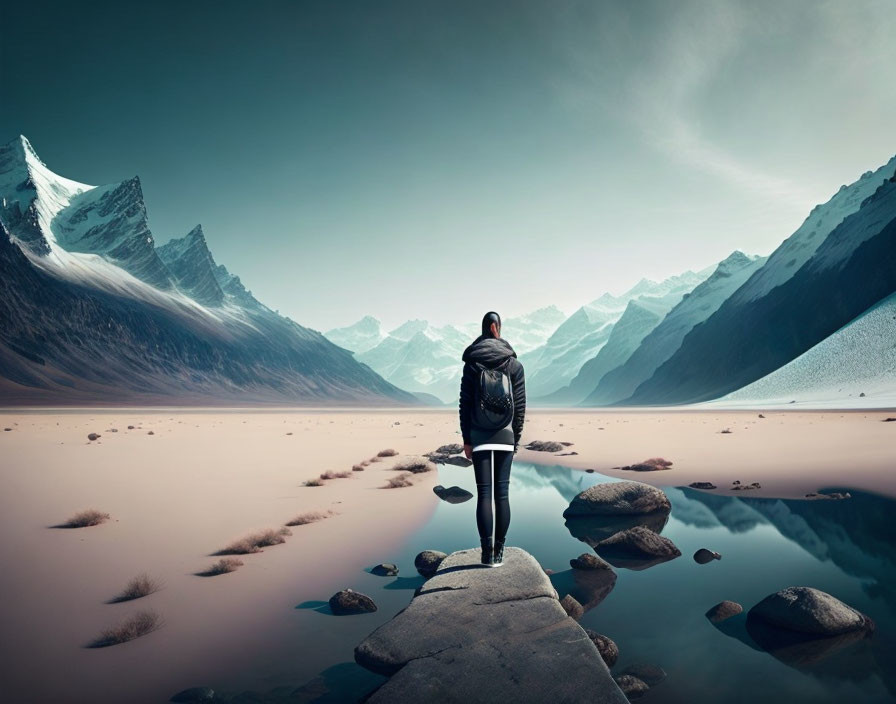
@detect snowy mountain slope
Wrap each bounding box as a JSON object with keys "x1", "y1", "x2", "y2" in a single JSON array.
[
  {"x1": 501, "y1": 305, "x2": 567, "y2": 354},
  {"x1": 733, "y1": 156, "x2": 896, "y2": 305},
  {"x1": 521, "y1": 268, "x2": 713, "y2": 398},
  {"x1": 624, "y1": 164, "x2": 896, "y2": 405},
  {"x1": 538, "y1": 289, "x2": 692, "y2": 405},
  {"x1": 699, "y1": 291, "x2": 896, "y2": 409},
  {"x1": 0, "y1": 136, "x2": 422, "y2": 405},
  {"x1": 582, "y1": 251, "x2": 767, "y2": 406},
  {"x1": 157, "y1": 225, "x2": 225, "y2": 307},
  {"x1": 0, "y1": 135, "x2": 174, "y2": 289}
]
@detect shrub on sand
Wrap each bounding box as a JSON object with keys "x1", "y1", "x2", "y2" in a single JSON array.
[
  {"x1": 392, "y1": 457, "x2": 436, "y2": 474},
  {"x1": 108, "y1": 572, "x2": 162, "y2": 603},
  {"x1": 377, "y1": 448, "x2": 399, "y2": 457},
  {"x1": 352, "y1": 464, "x2": 365, "y2": 472},
  {"x1": 88, "y1": 610, "x2": 162, "y2": 648},
  {"x1": 304, "y1": 478, "x2": 324, "y2": 487},
  {"x1": 320, "y1": 470, "x2": 352, "y2": 480},
  {"x1": 368, "y1": 456, "x2": 382, "y2": 463},
  {"x1": 285, "y1": 510, "x2": 331, "y2": 526},
  {"x1": 216, "y1": 527, "x2": 292, "y2": 555},
  {"x1": 196, "y1": 557, "x2": 244, "y2": 577},
  {"x1": 54, "y1": 509, "x2": 110, "y2": 529},
  {"x1": 384, "y1": 473, "x2": 414, "y2": 489},
  {"x1": 360, "y1": 460, "x2": 370, "y2": 467}
]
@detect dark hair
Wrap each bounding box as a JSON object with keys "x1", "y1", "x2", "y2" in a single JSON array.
[{"x1": 481, "y1": 311, "x2": 501, "y2": 336}]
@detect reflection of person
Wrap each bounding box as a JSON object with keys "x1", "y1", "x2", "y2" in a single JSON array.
[{"x1": 458, "y1": 311, "x2": 526, "y2": 566}]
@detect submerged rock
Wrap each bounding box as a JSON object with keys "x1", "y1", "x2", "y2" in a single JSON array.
[
  {"x1": 620, "y1": 663, "x2": 666, "y2": 686},
  {"x1": 594, "y1": 526, "x2": 681, "y2": 568},
  {"x1": 693, "y1": 548, "x2": 722, "y2": 564},
  {"x1": 706, "y1": 600, "x2": 743, "y2": 623},
  {"x1": 372, "y1": 563, "x2": 399, "y2": 577},
  {"x1": 586, "y1": 630, "x2": 619, "y2": 667},
  {"x1": 563, "y1": 481, "x2": 671, "y2": 518},
  {"x1": 414, "y1": 550, "x2": 447, "y2": 578},
  {"x1": 355, "y1": 548, "x2": 627, "y2": 703},
  {"x1": 748, "y1": 586, "x2": 874, "y2": 636},
  {"x1": 613, "y1": 675, "x2": 649, "y2": 699},
  {"x1": 560, "y1": 594, "x2": 584, "y2": 620},
  {"x1": 570, "y1": 553, "x2": 613, "y2": 571},
  {"x1": 329, "y1": 588, "x2": 377, "y2": 615},
  {"x1": 805, "y1": 492, "x2": 851, "y2": 500}
]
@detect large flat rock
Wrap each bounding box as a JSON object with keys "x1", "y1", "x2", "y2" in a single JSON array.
[{"x1": 355, "y1": 547, "x2": 628, "y2": 703}]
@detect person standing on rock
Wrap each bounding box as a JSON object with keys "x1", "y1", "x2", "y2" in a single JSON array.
[{"x1": 459, "y1": 311, "x2": 526, "y2": 567}]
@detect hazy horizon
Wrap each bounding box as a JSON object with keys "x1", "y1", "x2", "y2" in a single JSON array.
[{"x1": 3, "y1": 0, "x2": 894, "y2": 332}]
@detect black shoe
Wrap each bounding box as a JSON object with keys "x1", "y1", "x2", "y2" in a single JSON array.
[
  {"x1": 480, "y1": 538, "x2": 493, "y2": 566},
  {"x1": 493, "y1": 539, "x2": 505, "y2": 566}
]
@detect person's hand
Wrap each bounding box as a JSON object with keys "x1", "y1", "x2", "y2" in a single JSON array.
[{"x1": 463, "y1": 444, "x2": 472, "y2": 460}]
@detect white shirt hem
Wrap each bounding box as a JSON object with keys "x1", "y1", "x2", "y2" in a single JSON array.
[{"x1": 472, "y1": 443, "x2": 514, "y2": 452}]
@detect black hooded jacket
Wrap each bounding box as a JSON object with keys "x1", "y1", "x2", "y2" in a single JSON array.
[{"x1": 458, "y1": 334, "x2": 526, "y2": 450}]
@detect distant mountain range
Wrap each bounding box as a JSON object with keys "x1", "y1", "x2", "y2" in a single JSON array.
[
  {"x1": 0, "y1": 136, "x2": 421, "y2": 405},
  {"x1": 330, "y1": 155, "x2": 896, "y2": 409},
  {"x1": 3, "y1": 135, "x2": 893, "y2": 409}
]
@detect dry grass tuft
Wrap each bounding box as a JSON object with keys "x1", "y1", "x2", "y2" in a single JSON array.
[
  {"x1": 368, "y1": 456, "x2": 382, "y2": 463},
  {"x1": 304, "y1": 478, "x2": 324, "y2": 487},
  {"x1": 196, "y1": 557, "x2": 244, "y2": 577},
  {"x1": 54, "y1": 509, "x2": 110, "y2": 529},
  {"x1": 216, "y1": 527, "x2": 292, "y2": 555},
  {"x1": 88, "y1": 610, "x2": 163, "y2": 648},
  {"x1": 383, "y1": 473, "x2": 414, "y2": 489},
  {"x1": 392, "y1": 457, "x2": 436, "y2": 474},
  {"x1": 285, "y1": 510, "x2": 331, "y2": 526},
  {"x1": 108, "y1": 572, "x2": 162, "y2": 603},
  {"x1": 377, "y1": 448, "x2": 399, "y2": 457},
  {"x1": 320, "y1": 469, "x2": 352, "y2": 480},
  {"x1": 360, "y1": 460, "x2": 370, "y2": 467},
  {"x1": 352, "y1": 464, "x2": 365, "y2": 472}
]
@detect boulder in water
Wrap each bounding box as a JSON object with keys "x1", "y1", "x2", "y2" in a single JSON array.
[
  {"x1": 706, "y1": 600, "x2": 743, "y2": 623},
  {"x1": 594, "y1": 526, "x2": 681, "y2": 567},
  {"x1": 613, "y1": 675, "x2": 649, "y2": 699},
  {"x1": 433, "y1": 485, "x2": 474, "y2": 504},
  {"x1": 586, "y1": 630, "x2": 619, "y2": 667},
  {"x1": 570, "y1": 553, "x2": 613, "y2": 571},
  {"x1": 693, "y1": 548, "x2": 721, "y2": 564},
  {"x1": 563, "y1": 481, "x2": 671, "y2": 518},
  {"x1": 329, "y1": 588, "x2": 377, "y2": 615},
  {"x1": 748, "y1": 586, "x2": 874, "y2": 636},
  {"x1": 414, "y1": 550, "x2": 447, "y2": 578}
]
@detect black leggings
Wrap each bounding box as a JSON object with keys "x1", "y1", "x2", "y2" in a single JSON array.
[{"x1": 472, "y1": 449, "x2": 513, "y2": 543}]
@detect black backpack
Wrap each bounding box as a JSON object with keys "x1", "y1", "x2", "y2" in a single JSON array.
[{"x1": 471, "y1": 359, "x2": 514, "y2": 431}]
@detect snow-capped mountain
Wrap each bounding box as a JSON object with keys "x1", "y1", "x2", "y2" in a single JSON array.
[
  {"x1": 327, "y1": 306, "x2": 567, "y2": 403},
  {"x1": 700, "y1": 288, "x2": 896, "y2": 409},
  {"x1": 324, "y1": 316, "x2": 386, "y2": 355},
  {"x1": 579, "y1": 250, "x2": 767, "y2": 406},
  {"x1": 520, "y1": 269, "x2": 714, "y2": 398},
  {"x1": 0, "y1": 135, "x2": 422, "y2": 405},
  {"x1": 623, "y1": 156, "x2": 896, "y2": 405}
]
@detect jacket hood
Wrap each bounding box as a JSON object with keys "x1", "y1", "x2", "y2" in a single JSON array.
[{"x1": 462, "y1": 334, "x2": 517, "y2": 367}]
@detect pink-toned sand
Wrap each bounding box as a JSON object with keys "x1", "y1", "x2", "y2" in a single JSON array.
[{"x1": 0, "y1": 408, "x2": 892, "y2": 702}]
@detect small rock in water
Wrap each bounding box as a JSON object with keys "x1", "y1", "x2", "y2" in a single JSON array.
[
  {"x1": 414, "y1": 550, "x2": 447, "y2": 578},
  {"x1": 595, "y1": 526, "x2": 681, "y2": 561},
  {"x1": 805, "y1": 491, "x2": 851, "y2": 500},
  {"x1": 614, "y1": 457, "x2": 673, "y2": 472},
  {"x1": 563, "y1": 481, "x2": 671, "y2": 517},
  {"x1": 585, "y1": 468, "x2": 595, "y2": 473},
  {"x1": 433, "y1": 485, "x2": 474, "y2": 504},
  {"x1": 371, "y1": 563, "x2": 399, "y2": 577},
  {"x1": 525, "y1": 440, "x2": 566, "y2": 452},
  {"x1": 706, "y1": 600, "x2": 743, "y2": 623},
  {"x1": 560, "y1": 594, "x2": 584, "y2": 621},
  {"x1": 859, "y1": 392, "x2": 866, "y2": 397},
  {"x1": 87, "y1": 432, "x2": 101, "y2": 441},
  {"x1": 585, "y1": 629, "x2": 618, "y2": 667},
  {"x1": 620, "y1": 663, "x2": 666, "y2": 686},
  {"x1": 329, "y1": 588, "x2": 377, "y2": 615},
  {"x1": 689, "y1": 482, "x2": 717, "y2": 490},
  {"x1": 613, "y1": 674, "x2": 649, "y2": 700},
  {"x1": 693, "y1": 548, "x2": 722, "y2": 564},
  {"x1": 170, "y1": 687, "x2": 215, "y2": 702},
  {"x1": 569, "y1": 553, "x2": 613, "y2": 571}
]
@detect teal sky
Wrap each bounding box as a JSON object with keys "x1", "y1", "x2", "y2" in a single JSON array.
[{"x1": 2, "y1": 0, "x2": 894, "y2": 332}]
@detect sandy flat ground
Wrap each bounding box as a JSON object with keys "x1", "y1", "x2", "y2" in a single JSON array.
[{"x1": 0, "y1": 407, "x2": 893, "y2": 702}]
